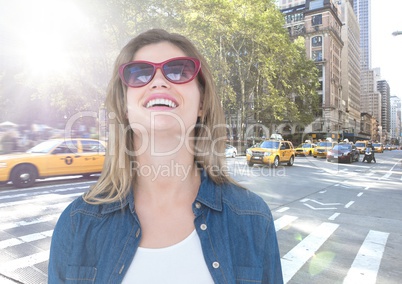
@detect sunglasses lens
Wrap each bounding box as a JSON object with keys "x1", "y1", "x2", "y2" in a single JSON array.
[
  {"x1": 120, "y1": 58, "x2": 200, "y2": 87},
  {"x1": 123, "y1": 63, "x2": 154, "y2": 87},
  {"x1": 163, "y1": 59, "x2": 197, "y2": 83}
]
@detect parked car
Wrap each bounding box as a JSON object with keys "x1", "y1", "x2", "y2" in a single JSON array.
[
  {"x1": 294, "y1": 143, "x2": 316, "y2": 156},
  {"x1": 0, "y1": 138, "x2": 106, "y2": 188},
  {"x1": 225, "y1": 144, "x2": 237, "y2": 158},
  {"x1": 313, "y1": 141, "x2": 338, "y2": 158},
  {"x1": 327, "y1": 143, "x2": 359, "y2": 163},
  {"x1": 246, "y1": 138, "x2": 295, "y2": 168}
]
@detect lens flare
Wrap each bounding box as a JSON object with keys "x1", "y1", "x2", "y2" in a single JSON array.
[{"x1": 308, "y1": 251, "x2": 336, "y2": 276}]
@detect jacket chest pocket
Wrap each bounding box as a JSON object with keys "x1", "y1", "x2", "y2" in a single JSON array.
[
  {"x1": 66, "y1": 266, "x2": 97, "y2": 283},
  {"x1": 235, "y1": 266, "x2": 263, "y2": 284}
]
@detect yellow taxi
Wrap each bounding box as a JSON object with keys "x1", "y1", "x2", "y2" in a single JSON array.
[
  {"x1": 0, "y1": 138, "x2": 106, "y2": 188},
  {"x1": 294, "y1": 142, "x2": 316, "y2": 156},
  {"x1": 354, "y1": 140, "x2": 368, "y2": 154},
  {"x1": 246, "y1": 135, "x2": 295, "y2": 168},
  {"x1": 313, "y1": 140, "x2": 338, "y2": 158},
  {"x1": 372, "y1": 143, "x2": 384, "y2": 153}
]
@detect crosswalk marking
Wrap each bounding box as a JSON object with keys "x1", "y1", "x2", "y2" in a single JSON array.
[
  {"x1": 0, "y1": 251, "x2": 50, "y2": 272},
  {"x1": 281, "y1": 222, "x2": 339, "y2": 283},
  {"x1": 0, "y1": 181, "x2": 394, "y2": 284},
  {"x1": 0, "y1": 192, "x2": 82, "y2": 209},
  {"x1": 0, "y1": 185, "x2": 90, "y2": 201},
  {"x1": 0, "y1": 213, "x2": 61, "y2": 231},
  {"x1": 274, "y1": 215, "x2": 298, "y2": 231},
  {"x1": 343, "y1": 230, "x2": 389, "y2": 284},
  {"x1": 0, "y1": 230, "x2": 53, "y2": 249}
]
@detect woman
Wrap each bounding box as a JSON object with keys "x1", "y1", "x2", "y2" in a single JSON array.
[{"x1": 48, "y1": 29, "x2": 283, "y2": 283}]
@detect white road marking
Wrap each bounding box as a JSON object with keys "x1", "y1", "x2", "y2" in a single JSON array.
[
  {"x1": 281, "y1": 222, "x2": 339, "y2": 283},
  {"x1": 276, "y1": 207, "x2": 290, "y2": 213},
  {"x1": 357, "y1": 192, "x2": 363, "y2": 197},
  {"x1": 0, "y1": 213, "x2": 61, "y2": 230},
  {"x1": 345, "y1": 201, "x2": 355, "y2": 208},
  {"x1": 328, "y1": 212, "x2": 340, "y2": 220},
  {"x1": 274, "y1": 215, "x2": 298, "y2": 232},
  {"x1": 343, "y1": 230, "x2": 389, "y2": 284},
  {"x1": 0, "y1": 186, "x2": 90, "y2": 201},
  {"x1": 0, "y1": 230, "x2": 53, "y2": 249},
  {"x1": 379, "y1": 172, "x2": 392, "y2": 180},
  {"x1": 0, "y1": 192, "x2": 82, "y2": 209},
  {"x1": 309, "y1": 200, "x2": 342, "y2": 206},
  {"x1": 304, "y1": 203, "x2": 338, "y2": 210},
  {"x1": 0, "y1": 251, "x2": 50, "y2": 272}
]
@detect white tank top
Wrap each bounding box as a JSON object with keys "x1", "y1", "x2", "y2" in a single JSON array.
[{"x1": 121, "y1": 230, "x2": 215, "y2": 284}]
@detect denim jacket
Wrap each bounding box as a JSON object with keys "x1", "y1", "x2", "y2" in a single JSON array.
[{"x1": 48, "y1": 172, "x2": 283, "y2": 283}]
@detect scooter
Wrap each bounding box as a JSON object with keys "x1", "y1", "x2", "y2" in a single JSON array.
[{"x1": 362, "y1": 147, "x2": 373, "y2": 163}]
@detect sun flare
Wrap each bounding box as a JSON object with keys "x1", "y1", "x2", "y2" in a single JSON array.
[{"x1": 6, "y1": 0, "x2": 90, "y2": 77}]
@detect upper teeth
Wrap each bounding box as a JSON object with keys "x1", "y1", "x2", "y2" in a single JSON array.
[{"x1": 146, "y1": 98, "x2": 177, "y2": 108}]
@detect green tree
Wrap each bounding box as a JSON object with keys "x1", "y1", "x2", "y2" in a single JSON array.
[
  {"x1": 1, "y1": 0, "x2": 319, "y2": 138},
  {"x1": 180, "y1": 0, "x2": 319, "y2": 139}
]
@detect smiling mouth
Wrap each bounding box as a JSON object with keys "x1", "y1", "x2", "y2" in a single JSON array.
[{"x1": 145, "y1": 98, "x2": 177, "y2": 108}]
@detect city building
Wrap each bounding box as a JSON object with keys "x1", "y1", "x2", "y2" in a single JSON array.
[
  {"x1": 278, "y1": 0, "x2": 391, "y2": 143},
  {"x1": 339, "y1": 0, "x2": 361, "y2": 142},
  {"x1": 353, "y1": 0, "x2": 372, "y2": 114},
  {"x1": 353, "y1": 0, "x2": 371, "y2": 71},
  {"x1": 281, "y1": 0, "x2": 370, "y2": 142},
  {"x1": 359, "y1": 68, "x2": 381, "y2": 130},
  {"x1": 390, "y1": 96, "x2": 401, "y2": 144},
  {"x1": 352, "y1": 0, "x2": 384, "y2": 141},
  {"x1": 277, "y1": 0, "x2": 306, "y2": 9},
  {"x1": 377, "y1": 80, "x2": 391, "y2": 134}
]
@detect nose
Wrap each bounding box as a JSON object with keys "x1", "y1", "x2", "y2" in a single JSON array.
[{"x1": 149, "y1": 68, "x2": 169, "y2": 88}]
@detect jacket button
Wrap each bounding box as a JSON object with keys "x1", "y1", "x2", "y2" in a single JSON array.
[
  {"x1": 212, "y1": 262, "x2": 220, "y2": 269},
  {"x1": 195, "y1": 202, "x2": 202, "y2": 209},
  {"x1": 200, "y1": 224, "x2": 207, "y2": 230}
]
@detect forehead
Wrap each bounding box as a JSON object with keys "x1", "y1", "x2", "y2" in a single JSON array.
[{"x1": 133, "y1": 42, "x2": 187, "y2": 62}]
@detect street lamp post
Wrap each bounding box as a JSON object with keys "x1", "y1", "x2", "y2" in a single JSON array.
[{"x1": 392, "y1": 31, "x2": 402, "y2": 36}]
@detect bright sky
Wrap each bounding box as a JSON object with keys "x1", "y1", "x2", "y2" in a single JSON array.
[{"x1": 371, "y1": 0, "x2": 402, "y2": 100}]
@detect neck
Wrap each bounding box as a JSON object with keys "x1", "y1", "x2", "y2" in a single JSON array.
[{"x1": 132, "y1": 132, "x2": 200, "y2": 201}]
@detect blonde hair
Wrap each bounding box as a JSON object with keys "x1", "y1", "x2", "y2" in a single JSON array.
[{"x1": 84, "y1": 29, "x2": 234, "y2": 204}]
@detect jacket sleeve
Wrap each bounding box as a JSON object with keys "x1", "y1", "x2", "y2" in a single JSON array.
[
  {"x1": 262, "y1": 211, "x2": 284, "y2": 284},
  {"x1": 48, "y1": 202, "x2": 75, "y2": 283}
]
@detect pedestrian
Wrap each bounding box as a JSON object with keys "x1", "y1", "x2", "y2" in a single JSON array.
[{"x1": 48, "y1": 29, "x2": 283, "y2": 283}]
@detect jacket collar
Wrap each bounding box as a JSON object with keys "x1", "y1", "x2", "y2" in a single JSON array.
[{"x1": 195, "y1": 170, "x2": 223, "y2": 212}]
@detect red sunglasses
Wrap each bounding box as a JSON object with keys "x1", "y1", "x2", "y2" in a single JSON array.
[{"x1": 118, "y1": 57, "x2": 202, "y2": 88}]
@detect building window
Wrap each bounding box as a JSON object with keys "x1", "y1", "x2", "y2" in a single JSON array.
[
  {"x1": 310, "y1": 0, "x2": 324, "y2": 10},
  {"x1": 312, "y1": 50, "x2": 323, "y2": 61},
  {"x1": 316, "y1": 65, "x2": 323, "y2": 77},
  {"x1": 318, "y1": 80, "x2": 323, "y2": 90},
  {"x1": 311, "y1": 14, "x2": 322, "y2": 26},
  {"x1": 312, "y1": 36, "x2": 322, "y2": 47}
]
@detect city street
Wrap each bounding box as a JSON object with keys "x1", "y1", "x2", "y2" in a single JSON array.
[{"x1": 0, "y1": 150, "x2": 401, "y2": 283}]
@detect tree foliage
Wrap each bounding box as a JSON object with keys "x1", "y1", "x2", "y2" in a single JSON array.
[{"x1": 1, "y1": 0, "x2": 319, "y2": 138}]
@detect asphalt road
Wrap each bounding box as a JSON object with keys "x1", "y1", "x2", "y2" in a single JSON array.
[{"x1": 0, "y1": 150, "x2": 401, "y2": 283}]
